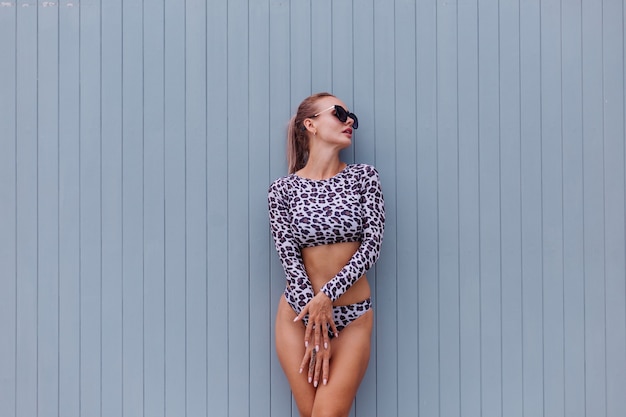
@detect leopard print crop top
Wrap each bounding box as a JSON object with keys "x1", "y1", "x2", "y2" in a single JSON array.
[{"x1": 268, "y1": 163, "x2": 385, "y2": 304}]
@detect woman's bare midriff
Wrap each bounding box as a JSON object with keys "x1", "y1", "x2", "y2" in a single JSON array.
[{"x1": 300, "y1": 241, "x2": 371, "y2": 306}]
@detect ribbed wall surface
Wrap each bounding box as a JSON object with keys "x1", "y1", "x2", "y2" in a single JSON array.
[{"x1": 0, "y1": 1, "x2": 624, "y2": 416}]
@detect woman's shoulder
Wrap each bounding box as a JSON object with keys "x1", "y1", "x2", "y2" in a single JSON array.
[
  {"x1": 347, "y1": 163, "x2": 380, "y2": 179},
  {"x1": 268, "y1": 173, "x2": 294, "y2": 196}
]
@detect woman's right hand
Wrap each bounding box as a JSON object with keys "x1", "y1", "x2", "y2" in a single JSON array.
[{"x1": 299, "y1": 339, "x2": 331, "y2": 387}]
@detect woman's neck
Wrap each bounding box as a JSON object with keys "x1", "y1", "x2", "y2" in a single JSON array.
[{"x1": 298, "y1": 156, "x2": 346, "y2": 180}]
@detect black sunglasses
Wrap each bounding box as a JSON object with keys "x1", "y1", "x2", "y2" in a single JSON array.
[{"x1": 308, "y1": 105, "x2": 359, "y2": 129}]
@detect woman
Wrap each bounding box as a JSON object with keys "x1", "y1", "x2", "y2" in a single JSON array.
[{"x1": 268, "y1": 92, "x2": 385, "y2": 417}]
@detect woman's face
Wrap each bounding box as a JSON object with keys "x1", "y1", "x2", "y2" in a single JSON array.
[{"x1": 307, "y1": 97, "x2": 356, "y2": 150}]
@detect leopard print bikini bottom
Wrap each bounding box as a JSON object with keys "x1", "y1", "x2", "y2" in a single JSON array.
[{"x1": 285, "y1": 294, "x2": 372, "y2": 338}]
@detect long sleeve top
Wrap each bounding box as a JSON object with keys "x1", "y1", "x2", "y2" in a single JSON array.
[{"x1": 268, "y1": 163, "x2": 385, "y2": 312}]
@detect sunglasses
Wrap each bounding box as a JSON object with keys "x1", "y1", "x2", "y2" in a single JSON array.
[{"x1": 308, "y1": 105, "x2": 359, "y2": 129}]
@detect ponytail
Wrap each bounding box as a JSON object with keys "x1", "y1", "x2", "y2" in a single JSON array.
[{"x1": 286, "y1": 114, "x2": 308, "y2": 174}]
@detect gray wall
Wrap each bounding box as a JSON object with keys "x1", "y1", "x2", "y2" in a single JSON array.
[{"x1": 1, "y1": 1, "x2": 625, "y2": 416}]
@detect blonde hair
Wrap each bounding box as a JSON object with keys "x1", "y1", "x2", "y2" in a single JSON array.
[{"x1": 286, "y1": 92, "x2": 334, "y2": 174}]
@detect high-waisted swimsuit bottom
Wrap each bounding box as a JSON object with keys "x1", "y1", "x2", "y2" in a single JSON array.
[{"x1": 285, "y1": 294, "x2": 372, "y2": 337}]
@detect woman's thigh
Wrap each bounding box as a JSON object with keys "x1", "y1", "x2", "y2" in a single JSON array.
[
  {"x1": 276, "y1": 296, "x2": 374, "y2": 417},
  {"x1": 311, "y1": 309, "x2": 373, "y2": 417},
  {"x1": 275, "y1": 296, "x2": 316, "y2": 416}
]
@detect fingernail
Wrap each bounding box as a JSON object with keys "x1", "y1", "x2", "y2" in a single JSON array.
[
  {"x1": 315, "y1": 345, "x2": 319, "y2": 352},
  {"x1": 293, "y1": 317, "x2": 298, "y2": 322},
  {"x1": 305, "y1": 341, "x2": 308, "y2": 348},
  {"x1": 324, "y1": 342, "x2": 328, "y2": 349},
  {"x1": 299, "y1": 368, "x2": 303, "y2": 374},
  {"x1": 323, "y1": 379, "x2": 327, "y2": 385},
  {"x1": 308, "y1": 377, "x2": 312, "y2": 383},
  {"x1": 335, "y1": 333, "x2": 339, "y2": 338},
  {"x1": 314, "y1": 380, "x2": 318, "y2": 387}
]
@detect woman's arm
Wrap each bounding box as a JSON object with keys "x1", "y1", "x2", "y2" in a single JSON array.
[
  {"x1": 320, "y1": 165, "x2": 385, "y2": 301},
  {"x1": 268, "y1": 178, "x2": 315, "y2": 313},
  {"x1": 269, "y1": 178, "x2": 338, "y2": 361}
]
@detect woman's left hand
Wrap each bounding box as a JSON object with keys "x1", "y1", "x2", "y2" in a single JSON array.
[{"x1": 293, "y1": 291, "x2": 338, "y2": 356}]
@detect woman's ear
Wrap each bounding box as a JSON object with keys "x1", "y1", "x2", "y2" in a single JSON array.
[{"x1": 303, "y1": 119, "x2": 316, "y2": 134}]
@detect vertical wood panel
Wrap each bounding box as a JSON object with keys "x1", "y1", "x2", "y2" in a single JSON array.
[
  {"x1": 79, "y1": 2, "x2": 103, "y2": 415},
  {"x1": 207, "y1": 0, "x2": 229, "y2": 414},
  {"x1": 602, "y1": 2, "x2": 626, "y2": 416},
  {"x1": 163, "y1": 0, "x2": 187, "y2": 414},
  {"x1": 334, "y1": 0, "x2": 356, "y2": 170},
  {"x1": 101, "y1": 1, "x2": 124, "y2": 416},
  {"x1": 457, "y1": 2, "x2": 481, "y2": 416},
  {"x1": 353, "y1": 0, "x2": 376, "y2": 168},
  {"x1": 395, "y1": 0, "x2": 418, "y2": 415},
  {"x1": 163, "y1": 1, "x2": 187, "y2": 416},
  {"x1": 541, "y1": 2, "x2": 566, "y2": 417},
  {"x1": 185, "y1": 0, "x2": 207, "y2": 414},
  {"x1": 582, "y1": 0, "x2": 607, "y2": 415},
  {"x1": 437, "y1": 2, "x2": 461, "y2": 417},
  {"x1": 290, "y1": 0, "x2": 311, "y2": 106},
  {"x1": 249, "y1": 0, "x2": 272, "y2": 415},
  {"x1": 143, "y1": 2, "x2": 166, "y2": 416},
  {"x1": 58, "y1": 4, "x2": 81, "y2": 417},
  {"x1": 121, "y1": 1, "x2": 145, "y2": 415},
  {"x1": 416, "y1": 0, "x2": 440, "y2": 415},
  {"x1": 499, "y1": 1, "x2": 523, "y2": 416},
  {"x1": 561, "y1": 2, "x2": 586, "y2": 416},
  {"x1": 331, "y1": 0, "x2": 354, "y2": 108},
  {"x1": 478, "y1": 1, "x2": 503, "y2": 416},
  {"x1": 15, "y1": 3, "x2": 38, "y2": 416},
  {"x1": 311, "y1": 0, "x2": 331, "y2": 92},
  {"x1": 37, "y1": 4, "x2": 60, "y2": 416},
  {"x1": 520, "y1": 0, "x2": 544, "y2": 415},
  {"x1": 227, "y1": 0, "x2": 251, "y2": 415},
  {"x1": 0, "y1": 4, "x2": 17, "y2": 417}
]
